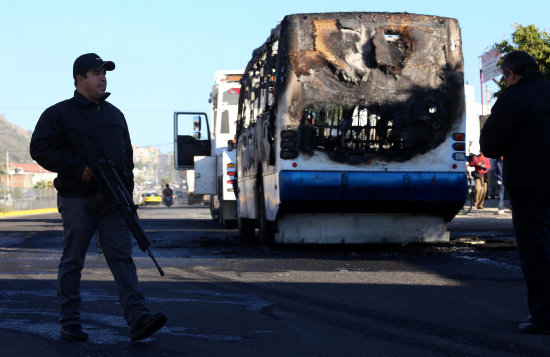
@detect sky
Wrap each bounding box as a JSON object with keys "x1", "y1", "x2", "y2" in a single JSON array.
[{"x1": 1, "y1": 0, "x2": 548, "y2": 153}]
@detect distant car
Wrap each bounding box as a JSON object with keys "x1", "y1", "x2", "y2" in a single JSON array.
[
  {"x1": 174, "y1": 190, "x2": 184, "y2": 199},
  {"x1": 140, "y1": 192, "x2": 161, "y2": 206}
]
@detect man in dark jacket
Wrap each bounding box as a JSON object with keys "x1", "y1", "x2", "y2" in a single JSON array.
[
  {"x1": 30, "y1": 53, "x2": 166, "y2": 341},
  {"x1": 480, "y1": 51, "x2": 550, "y2": 334}
]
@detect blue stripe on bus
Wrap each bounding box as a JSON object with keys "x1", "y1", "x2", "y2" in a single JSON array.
[{"x1": 279, "y1": 171, "x2": 466, "y2": 202}]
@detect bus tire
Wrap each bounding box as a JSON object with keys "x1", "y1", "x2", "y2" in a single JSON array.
[
  {"x1": 238, "y1": 216, "x2": 256, "y2": 244},
  {"x1": 258, "y1": 182, "x2": 275, "y2": 246}
]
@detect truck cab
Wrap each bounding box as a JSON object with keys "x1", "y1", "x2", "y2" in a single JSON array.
[{"x1": 174, "y1": 70, "x2": 243, "y2": 225}]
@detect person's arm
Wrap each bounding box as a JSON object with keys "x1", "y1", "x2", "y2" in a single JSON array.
[
  {"x1": 469, "y1": 156, "x2": 478, "y2": 168},
  {"x1": 30, "y1": 106, "x2": 87, "y2": 180},
  {"x1": 120, "y1": 112, "x2": 135, "y2": 193},
  {"x1": 480, "y1": 91, "x2": 521, "y2": 159}
]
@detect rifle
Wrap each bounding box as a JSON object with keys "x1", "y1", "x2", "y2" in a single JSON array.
[{"x1": 94, "y1": 159, "x2": 165, "y2": 276}]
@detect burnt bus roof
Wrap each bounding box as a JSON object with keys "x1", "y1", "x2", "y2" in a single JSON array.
[
  {"x1": 274, "y1": 12, "x2": 463, "y2": 100},
  {"x1": 242, "y1": 12, "x2": 465, "y2": 162},
  {"x1": 248, "y1": 12, "x2": 462, "y2": 73}
]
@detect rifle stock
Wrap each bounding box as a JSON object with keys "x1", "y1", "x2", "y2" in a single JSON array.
[{"x1": 96, "y1": 159, "x2": 165, "y2": 276}]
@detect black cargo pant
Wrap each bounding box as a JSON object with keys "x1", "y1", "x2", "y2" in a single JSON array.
[
  {"x1": 57, "y1": 195, "x2": 150, "y2": 328},
  {"x1": 511, "y1": 191, "x2": 550, "y2": 328}
]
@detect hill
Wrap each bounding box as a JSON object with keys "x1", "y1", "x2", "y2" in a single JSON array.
[{"x1": 0, "y1": 114, "x2": 33, "y2": 163}]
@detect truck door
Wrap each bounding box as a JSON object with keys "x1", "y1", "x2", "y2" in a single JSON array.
[
  {"x1": 174, "y1": 112, "x2": 217, "y2": 196},
  {"x1": 174, "y1": 112, "x2": 211, "y2": 169}
]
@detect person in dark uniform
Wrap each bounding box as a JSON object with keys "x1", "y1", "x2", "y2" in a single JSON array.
[
  {"x1": 481, "y1": 51, "x2": 550, "y2": 334},
  {"x1": 30, "y1": 53, "x2": 167, "y2": 341},
  {"x1": 162, "y1": 184, "x2": 174, "y2": 207},
  {"x1": 162, "y1": 184, "x2": 174, "y2": 198}
]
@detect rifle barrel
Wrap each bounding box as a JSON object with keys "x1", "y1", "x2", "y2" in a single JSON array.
[
  {"x1": 97, "y1": 159, "x2": 165, "y2": 277},
  {"x1": 147, "y1": 248, "x2": 165, "y2": 276}
]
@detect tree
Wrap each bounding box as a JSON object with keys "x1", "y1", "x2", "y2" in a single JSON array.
[
  {"x1": 33, "y1": 181, "x2": 47, "y2": 189},
  {"x1": 134, "y1": 176, "x2": 145, "y2": 186},
  {"x1": 134, "y1": 160, "x2": 145, "y2": 170},
  {"x1": 494, "y1": 24, "x2": 550, "y2": 96},
  {"x1": 160, "y1": 177, "x2": 171, "y2": 190}
]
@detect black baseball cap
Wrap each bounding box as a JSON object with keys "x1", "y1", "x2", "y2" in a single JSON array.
[{"x1": 73, "y1": 53, "x2": 115, "y2": 79}]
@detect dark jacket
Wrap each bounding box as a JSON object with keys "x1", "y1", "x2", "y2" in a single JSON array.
[
  {"x1": 30, "y1": 91, "x2": 134, "y2": 197},
  {"x1": 480, "y1": 72, "x2": 550, "y2": 196}
]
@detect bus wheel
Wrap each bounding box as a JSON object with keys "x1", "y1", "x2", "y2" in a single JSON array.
[
  {"x1": 258, "y1": 183, "x2": 275, "y2": 246},
  {"x1": 237, "y1": 199, "x2": 256, "y2": 243},
  {"x1": 238, "y1": 216, "x2": 256, "y2": 244}
]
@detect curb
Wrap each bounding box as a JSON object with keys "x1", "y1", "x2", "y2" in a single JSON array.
[{"x1": 0, "y1": 208, "x2": 58, "y2": 218}]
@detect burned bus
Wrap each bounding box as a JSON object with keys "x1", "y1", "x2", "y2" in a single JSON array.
[{"x1": 233, "y1": 12, "x2": 466, "y2": 244}]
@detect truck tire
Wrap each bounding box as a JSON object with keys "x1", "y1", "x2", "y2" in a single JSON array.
[{"x1": 210, "y1": 195, "x2": 220, "y2": 221}]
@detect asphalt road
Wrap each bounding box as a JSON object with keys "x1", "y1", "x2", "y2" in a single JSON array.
[{"x1": 1, "y1": 199, "x2": 549, "y2": 356}]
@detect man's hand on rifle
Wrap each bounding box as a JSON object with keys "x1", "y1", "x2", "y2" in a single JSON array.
[{"x1": 81, "y1": 166, "x2": 95, "y2": 182}]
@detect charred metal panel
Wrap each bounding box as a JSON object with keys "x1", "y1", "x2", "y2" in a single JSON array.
[{"x1": 274, "y1": 12, "x2": 464, "y2": 163}]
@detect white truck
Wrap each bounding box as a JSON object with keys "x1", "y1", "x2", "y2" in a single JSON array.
[{"x1": 174, "y1": 70, "x2": 243, "y2": 225}]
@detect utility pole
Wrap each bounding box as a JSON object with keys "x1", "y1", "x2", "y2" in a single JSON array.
[
  {"x1": 486, "y1": 85, "x2": 491, "y2": 115},
  {"x1": 480, "y1": 69, "x2": 484, "y2": 116},
  {"x1": 6, "y1": 151, "x2": 11, "y2": 194}
]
